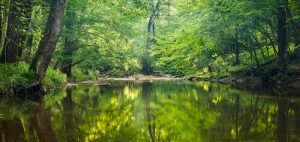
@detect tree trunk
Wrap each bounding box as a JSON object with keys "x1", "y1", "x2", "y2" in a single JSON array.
[
  {"x1": 24, "y1": 8, "x2": 35, "y2": 63},
  {"x1": 0, "y1": 0, "x2": 34, "y2": 63},
  {"x1": 292, "y1": 25, "x2": 300, "y2": 58},
  {"x1": 266, "y1": 37, "x2": 270, "y2": 57},
  {"x1": 253, "y1": 35, "x2": 267, "y2": 60},
  {"x1": 142, "y1": 15, "x2": 154, "y2": 75},
  {"x1": 277, "y1": 0, "x2": 288, "y2": 67},
  {"x1": 251, "y1": 25, "x2": 278, "y2": 57},
  {"x1": 30, "y1": 0, "x2": 65, "y2": 84},
  {"x1": 234, "y1": 27, "x2": 240, "y2": 65},
  {"x1": 246, "y1": 37, "x2": 254, "y2": 61},
  {"x1": 142, "y1": 0, "x2": 160, "y2": 75},
  {"x1": 1, "y1": 0, "x2": 24, "y2": 63},
  {"x1": 22, "y1": 0, "x2": 34, "y2": 57},
  {"x1": 61, "y1": 4, "x2": 76, "y2": 78},
  {"x1": 250, "y1": 36, "x2": 260, "y2": 68},
  {"x1": 0, "y1": 0, "x2": 2, "y2": 52},
  {"x1": 24, "y1": 34, "x2": 33, "y2": 63},
  {"x1": 289, "y1": 0, "x2": 300, "y2": 59},
  {"x1": 61, "y1": 62, "x2": 72, "y2": 78},
  {"x1": 266, "y1": 19, "x2": 278, "y2": 52},
  {"x1": 263, "y1": 29, "x2": 278, "y2": 57},
  {"x1": 0, "y1": 0, "x2": 10, "y2": 56}
]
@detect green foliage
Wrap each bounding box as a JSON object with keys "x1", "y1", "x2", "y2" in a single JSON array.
[
  {"x1": 44, "y1": 67, "x2": 67, "y2": 89},
  {"x1": 107, "y1": 68, "x2": 126, "y2": 77},
  {"x1": 0, "y1": 62, "x2": 66, "y2": 93},
  {"x1": 148, "y1": 0, "x2": 300, "y2": 77},
  {"x1": 71, "y1": 68, "x2": 97, "y2": 82},
  {"x1": 124, "y1": 59, "x2": 142, "y2": 75},
  {"x1": 1, "y1": 0, "x2": 300, "y2": 94},
  {"x1": 52, "y1": 0, "x2": 149, "y2": 78},
  {"x1": 40, "y1": 0, "x2": 300, "y2": 79},
  {"x1": 0, "y1": 62, "x2": 34, "y2": 92}
]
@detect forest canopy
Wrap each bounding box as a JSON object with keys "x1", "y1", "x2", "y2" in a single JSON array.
[{"x1": 0, "y1": 0, "x2": 300, "y2": 93}]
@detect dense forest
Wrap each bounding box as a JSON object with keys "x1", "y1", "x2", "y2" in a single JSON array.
[{"x1": 0, "y1": 0, "x2": 300, "y2": 94}]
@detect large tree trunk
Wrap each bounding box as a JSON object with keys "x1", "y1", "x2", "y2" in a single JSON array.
[
  {"x1": 30, "y1": 0, "x2": 65, "y2": 84},
  {"x1": 277, "y1": 0, "x2": 288, "y2": 67},
  {"x1": 0, "y1": 0, "x2": 34, "y2": 63}
]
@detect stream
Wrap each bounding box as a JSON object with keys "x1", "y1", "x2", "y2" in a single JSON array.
[{"x1": 0, "y1": 80, "x2": 299, "y2": 142}]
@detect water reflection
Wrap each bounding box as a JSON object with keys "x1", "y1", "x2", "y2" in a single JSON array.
[
  {"x1": 0, "y1": 81, "x2": 300, "y2": 142},
  {"x1": 0, "y1": 102, "x2": 55, "y2": 142}
]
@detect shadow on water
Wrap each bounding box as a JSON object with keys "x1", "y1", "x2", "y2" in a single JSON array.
[{"x1": 0, "y1": 81, "x2": 300, "y2": 142}]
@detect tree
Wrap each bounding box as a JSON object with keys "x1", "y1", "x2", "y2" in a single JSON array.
[
  {"x1": 53, "y1": 0, "x2": 149, "y2": 78},
  {"x1": 0, "y1": 0, "x2": 34, "y2": 63},
  {"x1": 0, "y1": 0, "x2": 10, "y2": 57},
  {"x1": 142, "y1": 0, "x2": 161, "y2": 75},
  {"x1": 30, "y1": 0, "x2": 65, "y2": 85},
  {"x1": 289, "y1": 0, "x2": 300, "y2": 58},
  {"x1": 0, "y1": 0, "x2": 3, "y2": 51},
  {"x1": 60, "y1": 0, "x2": 78, "y2": 78},
  {"x1": 234, "y1": 26, "x2": 240, "y2": 65},
  {"x1": 277, "y1": 0, "x2": 289, "y2": 67}
]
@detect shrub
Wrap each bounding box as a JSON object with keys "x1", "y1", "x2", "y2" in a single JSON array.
[
  {"x1": 0, "y1": 62, "x2": 34, "y2": 92},
  {"x1": 107, "y1": 68, "x2": 126, "y2": 77},
  {"x1": 44, "y1": 67, "x2": 67, "y2": 89},
  {"x1": 0, "y1": 62, "x2": 67, "y2": 94},
  {"x1": 72, "y1": 68, "x2": 97, "y2": 82},
  {"x1": 124, "y1": 59, "x2": 142, "y2": 75}
]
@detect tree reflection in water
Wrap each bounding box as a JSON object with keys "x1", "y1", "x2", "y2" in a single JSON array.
[
  {"x1": 0, "y1": 102, "x2": 55, "y2": 142},
  {"x1": 0, "y1": 81, "x2": 300, "y2": 142}
]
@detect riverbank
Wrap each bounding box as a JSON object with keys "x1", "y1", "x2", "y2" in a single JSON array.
[
  {"x1": 187, "y1": 61, "x2": 300, "y2": 92},
  {"x1": 72, "y1": 65, "x2": 300, "y2": 91},
  {"x1": 3, "y1": 65, "x2": 298, "y2": 96}
]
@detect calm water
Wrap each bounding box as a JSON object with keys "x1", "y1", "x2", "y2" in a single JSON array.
[{"x1": 0, "y1": 81, "x2": 300, "y2": 142}]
